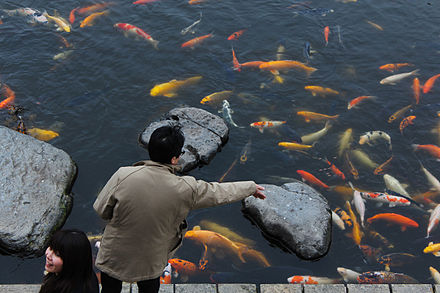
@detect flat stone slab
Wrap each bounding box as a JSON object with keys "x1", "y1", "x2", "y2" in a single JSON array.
[
  {"x1": 304, "y1": 284, "x2": 346, "y2": 293},
  {"x1": 242, "y1": 181, "x2": 331, "y2": 260},
  {"x1": 0, "y1": 285, "x2": 40, "y2": 293},
  {"x1": 218, "y1": 284, "x2": 257, "y2": 293},
  {"x1": 260, "y1": 284, "x2": 302, "y2": 293},
  {"x1": 175, "y1": 284, "x2": 216, "y2": 293},
  {"x1": 139, "y1": 107, "x2": 228, "y2": 173},
  {"x1": 0, "y1": 126, "x2": 76, "y2": 256},
  {"x1": 391, "y1": 284, "x2": 433, "y2": 293},
  {"x1": 347, "y1": 284, "x2": 390, "y2": 293}
]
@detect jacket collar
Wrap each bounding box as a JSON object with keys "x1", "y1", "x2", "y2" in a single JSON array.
[{"x1": 132, "y1": 160, "x2": 182, "y2": 174}]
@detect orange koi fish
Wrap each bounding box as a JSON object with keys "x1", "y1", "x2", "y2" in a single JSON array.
[
  {"x1": 304, "y1": 85, "x2": 339, "y2": 97},
  {"x1": 347, "y1": 96, "x2": 376, "y2": 110},
  {"x1": 379, "y1": 63, "x2": 413, "y2": 72},
  {"x1": 324, "y1": 26, "x2": 330, "y2": 46},
  {"x1": 0, "y1": 84, "x2": 16, "y2": 109},
  {"x1": 240, "y1": 61, "x2": 265, "y2": 69},
  {"x1": 325, "y1": 159, "x2": 346, "y2": 180},
  {"x1": 412, "y1": 144, "x2": 440, "y2": 160},
  {"x1": 366, "y1": 20, "x2": 383, "y2": 31},
  {"x1": 250, "y1": 120, "x2": 286, "y2": 133},
  {"x1": 423, "y1": 73, "x2": 440, "y2": 94},
  {"x1": 367, "y1": 213, "x2": 419, "y2": 231},
  {"x1": 168, "y1": 259, "x2": 199, "y2": 275},
  {"x1": 77, "y1": 2, "x2": 114, "y2": 15},
  {"x1": 188, "y1": 0, "x2": 205, "y2": 4},
  {"x1": 297, "y1": 111, "x2": 339, "y2": 123},
  {"x1": 69, "y1": 7, "x2": 78, "y2": 24},
  {"x1": 0, "y1": 96, "x2": 14, "y2": 109},
  {"x1": 399, "y1": 115, "x2": 415, "y2": 134},
  {"x1": 278, "y1": 141, "x2": 313, "y2": 151},
  {"x1": 231, "y1": 48, "x2": 241, "y2": 71},
  {"x1": 133, "y1": 0, "x2": 159, "y2": 4},
  {"x1": 288, "y1": 275, "x2": 339, "y2": 284},
  {"x1": 259, "y1": 60, "x2": 317, "y2": 76},
  {"x1": 227, "y1": 29, "x2": 246, "y2": 40},
  {"x1": 181, "y1": 33, "x2": 213, "y2": 48},
  {"x1": 80, "y1": 10, "x2": 109, "y2": 28},
  {"x1": 374, "y1": 156, "x2": 393, "y2": 175},
  {"x1": 412, "y1": 78, "x2": 420, "y2": 104},
  {"x1": 296, "y1": 170, "x2": 329, "y2": 189}
]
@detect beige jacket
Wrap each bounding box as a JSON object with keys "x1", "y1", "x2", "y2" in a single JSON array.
[{"x1": 93, "y1": 160, "x2": 256, "y2": 282}]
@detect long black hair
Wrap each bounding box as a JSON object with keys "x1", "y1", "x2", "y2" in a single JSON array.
[{"x1": 39, "y1": 229, "x2": 97, "y2": 293}]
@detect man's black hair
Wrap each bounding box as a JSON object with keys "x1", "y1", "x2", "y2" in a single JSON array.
[{"x1": 148, "y1": 125, "x2": 185, "y2": 164}]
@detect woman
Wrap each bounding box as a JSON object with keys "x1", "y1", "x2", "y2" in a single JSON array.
[{"x1": 39, "y1": 229, "x2": 99, "y2": 293}]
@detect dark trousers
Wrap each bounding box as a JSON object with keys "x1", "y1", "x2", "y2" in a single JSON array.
[{"x1": 101, "y1": 272, "x2": 160, "y2": 293}]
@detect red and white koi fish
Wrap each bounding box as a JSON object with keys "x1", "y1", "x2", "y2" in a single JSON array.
[
  {"x1": 114, "y1": 23, "x2": 159, "y2": 49},
  {"x1": 427, "y1": 204, "x2": 440, "y2": 238},
  {"x1": 249, "y1": 120, "x2": 286, "y2": 133},
  {"x1": 357, "y1": 191, "x2": 410, "y2": 207},
  {"x1": 288, "y1": 275, "x2": 340, "y2": 284}
]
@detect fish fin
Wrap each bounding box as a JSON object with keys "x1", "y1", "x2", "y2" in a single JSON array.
[
  {"x1": 192, "y1": 225, "x2": 201, "y2": 231},
  {"x1": 401, "y1": 226, "x2": 407, "y2": 232},
  {"x1": 311, "y1": 92, "x2": 317, "y2": 96},
  {"x1": 429, "y1": 242, "x2": 434, "y2": 246},
  {"x1": 385, "y1": 265, "x2": 390, "y2": 271},
  {"x1": 152, "y1": 40, "x2": 159, "y2": 50},
  {"x1": 258, "y1": 128, "x2": 264, "y2": 134},
  {"x1": 164, "y1": 93, "x2": 177, "y2": 98},
  {"x1": 388, "y1": 202, "x2": 396, "y2": 208},
  {"x1": 434, "y1": 252, "x2": 440, "y2": 257}
]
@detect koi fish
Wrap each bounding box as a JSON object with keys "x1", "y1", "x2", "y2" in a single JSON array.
[
  {"x1": 347, "y1": 95, "x2": 376, "y2": 110},
  {"x1": 2, "y1": 8, "x2": 48, "y2": 24},
  {"x1": 276, "y1": 43, "x2": 287, "y2": 61},
  {"x1": 352, "y1": 190, "x2": 366, "y2": 227},
  {"x1": 114, "y1": 23, "x2": 159, "y2": 49},
  {"x1": 337, "y1": 267, "x2": 361, "y2": 283},
  {"x1": 220, "y1": 100, "x2": 239, "y2": 127},
  {"x1": 359, "y1": 131, "x2": 392, "y2": 151},
  {"x1": 367, "y1": 229, "x2": 394, "y2": 249},
  {"x1": 303, "y1": 41, "x2": 315, "y2": 63},
  {"x1": 240, "y1": 61, "x2": 265, "y2": 69},
  {"x1": 388, "y1": 104, "x2": 412, "y2": 123},
  {"x1": 77, "y1": 2, "x2": 115, "y2": 15},
  {"x1": 423, "y1": 73, "x2": 440, "y2": 94},
  {"x1": 334, "y1": 207, "x2": 353, "y2": 228},
  {"x1": 383, "y1": 174, "x2": 409, "y2": 197},
  {"x1": 430, "y1": 267, "x2": 440, "y2": 284},
  {"x1": 69, "y1": 7, "x2": 78, "y2": 24},
  {"x1": 160, "y1": 263, "x2": 171, "y2": 284},
  {"x1": 420, "y1": 163, "x2": 440, "y2": 194},
  {"x1": 377, "y1": 253, "x2": 416, "y2": 271},
  {"x1": 357, "y1": 271, "x2": 418, "y2": 284},
  {"x1": 133, "y1": 0, "x2": 159, "y2": 4},
  {"x1": 150, "y1": 76, "x2": 202, "y2": 97},
  {"x1": 199, "y1": 220, "x2": 255, "y2": 247},
  {"x1": 43, "y1": 11, "x2": 72, "y2": 32},
  {"x1": 367, "y1": 213, "x2": 419, "y2": 231},
  {"x1": 325, "y1": 159, "x2": 345, "y2": 180},
  {"x1": 366, "y1": 20, "x2": 383, "y2": 31},
  {"x1": 301, "y1": 121, "x2": 332, "y2": 145},
  {"x1": 235, "y1": 243, "x2": 270, "y2": 267},
  {"x1": 181, "y1": 12, "x2": 202, "y2": 35},
  {"x1": 188, "y1": 0, "x2": 206, "y2": 4},
  {"x1": 231, "y1": 48, "x2": 241, "y2": 71},
  {"x1": 297, "y1": 111, "x2": 339, "y2": 123},
  {"x1": 332, "y1": 211, "x2": 345, "y2": 230},
  {"x1": 379, "y1": 63, "x2": 413, "y2": 72},
  {"x1": 0, "y1": 84, "x2": 16, "y2": 109},
  {"x1": 412, "y1": 144, "x2": 440, "y2": 161},
  {"x1": 358, "y1": 245, "x2": 383, "y2": 265},
  {"x1": 168, "y1": 258, "x2": 199, "y2": 277},
  {"x1": 239, "y1": 139, "x2": 252, "y2": 164},
  {"x1": 288, "y1": 275, "x2": 340, "y2": 284},
  {"x1": 53, "y1": 50, "x2": 74, "y2": 61},
  {"x1": 399, "y1": 115, "x2": 416, "y2": 134},
  {"x1": 358, "y1": 191, "x2": 410, "y2": 207},
  {"x1": 296, "y1": 170, "x2": 330, "y2": 189},
  {"x1": 304, "y1": 85, "x2": 339, "y2": 97},
  {"x1": 27, "y1": 128, "x2": 59, "y2": 141},
  {"x1": 181, "y1": 33, "x2": 213, "y2": 48},
  {"x1": 80, "y1": 10, "x2": 109, "y2": 28},
  {"x1": 345, "y1": 152, "x2": 359, "y2": 180},
  {"x1": 374, "y1": 156, "x2": 393, "y2": 175},
  {"x1": 259, "y1": 60, "x2": 317, "y2": 76},
  {"x1": 424, "y1": 242, "x2": 440, "y2": 256},
  {"x1": 278, "y1": 141, "x2": 314, "y2": 151},
  {"x1": 200, "y1": 90, "x2": 233, "y2": 105},
  {"x1": 227, "y1": 29, "x2": 246, "y2": 40},
  {"x1": 250, "y1": 121, "x2": 286, "y2": 133},
  {"x1": 427, "y1": 204, "x2": 440, "y2": 238},
  {"x1": 324, "y1": 26, "x2": 330, "y2": 46},
  {"x1": 338, "y1": 128, "x2": 353, "y2": 157},
  {"x1": 413, "y1": 78, "x2": 420, "y2": 104},
  {"x1": 345, "y1": 201, "x2": 363, "y2": 245},
  {"x1": 380, "y1": 69, "x2": 419, "y2": 85}
]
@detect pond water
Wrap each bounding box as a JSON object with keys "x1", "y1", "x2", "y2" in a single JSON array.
[{"x1": 1, "y1": 0, "x2": 440, "y2": 285}]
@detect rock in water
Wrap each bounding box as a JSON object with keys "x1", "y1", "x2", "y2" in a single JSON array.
[
  {"x1": 0, "y1": 126, "x2": 76, "y2": 256},
  {"x1": 242, "y1": 181, "x2": 331, "y2": 260},
  {"x1": 139, "y1": 107, "x2": 228, "y2": 173}
]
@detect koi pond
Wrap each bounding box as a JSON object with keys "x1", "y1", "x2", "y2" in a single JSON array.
[{"x1": 1, "y1": 0, "x2": 440, "y2": 285}]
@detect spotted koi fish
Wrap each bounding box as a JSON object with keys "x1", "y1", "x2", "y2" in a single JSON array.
[
  {"x1": 357, "y1": 191, "x2": 410, "y2": 207},
  {"x1": 357, "y1": 271, "x2": 418, "y2": 284},
  {"x1": 250, "y1": 120, "x2": 286, "y2": 133},
  {"x1": 377, "y1": 253, "x2": 416, "y2": 271},
  {"x1": 114, "y1": 23, "x2": 159, "y2": 49},
  {"x1": 333, "y1": 207, "x2": 353, "y2": 228},
  {"x1": 288, "y1": 275, "x2": 339, "y2": 284},
  {"x1": 399, "y1": 115, "x2": 416, "y2": 134}
]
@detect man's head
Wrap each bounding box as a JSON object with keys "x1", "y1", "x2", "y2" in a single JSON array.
[{"x1": 148, "y1": 125, "x2": 185, "y2": 164}]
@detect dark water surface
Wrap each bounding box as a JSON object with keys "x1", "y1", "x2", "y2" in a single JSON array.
[{"x1": 1, "y1": 0, "x2": 440, "y2": 284}]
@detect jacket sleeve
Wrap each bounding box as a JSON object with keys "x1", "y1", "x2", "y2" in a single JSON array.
[
  {"x1": 93, "y1": 172, "x2": 120, "y2": 221},
  {"x1": 182, "y1": 177, "x2": 256, "y2": 210}
]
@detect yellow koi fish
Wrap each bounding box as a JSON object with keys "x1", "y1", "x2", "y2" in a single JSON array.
[
  {"x1": 150, "y1": 76, "x2": 202, "y2": 97},
  {"x1": 198, "y1": 220, "x2": 255, "y2": 246},
  {"x1": 27, "y1": 128, "x2": 59, "y2": 141},
  {"x1": 259, "y1": 60, "x2": 317, "y2": 76},
  {"x1": 80, "y1": 10, "x2": 109, "y2": 28},
  {"x1": 304, "y1": 86, "x2": 339, "y2": 97},
  {"x1": 297, "y1": 111, "x2": 339, "y2": 123},
  {"x1": 423, "y1": 242, "x2": 440, "y2": 256},
  {"x1": 278, "y1": 141, "x2": 313, "y2": 151},
  {"x1": 338, "y1": 128, "x2": 353, "y2": 157},
  {"x1": 345, "y1": 201, "x2": 363, "y2": 245},
  {"x1": 44, "y1": 11, "x2": 72, "y2": 32},
  {"x1": 200, "y1": 90, "x2": 233, "y2": 105}
]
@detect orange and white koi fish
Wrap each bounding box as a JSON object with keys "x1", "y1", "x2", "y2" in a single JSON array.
[
  {"x1": 357, "y1": 191, "x2": 410, "y2": 207},
  {"x1": 380, "y1": 69, "x2": 419, "y2": 85},
  {"x1": 227, "y1": 29, "x2": 246, "y2": 41},
  {"x1": 181, "y1": 33, "x2": 213, "y2": 48},
  {"x1": 259, "y1": 60, "x2": 317, "y2": 76},
  {"x1": 324, "y1": 26, "x2": 330, "y2": 46},
  {"x1": 278, "y1": 141, "x2": 313, "y2": 151},
  {"x1": 424, "y1": 242, "x2": 440, "y2": 256},
  {"x1": 114, "y1": 23, "x2": 159, "y2": 49},
  {"x1": 427, "y1": 204, "x2": 440, "y2": 238},
  {"x1": 379, "y1": 63, "x2": 413, "y2": 72},
  {"x1": 69, "y1": 7, "x2": 78, "y2": 24},
  {"x1": 366, "y1": 20, "x2": 383, "y2": 31},
  {"x1": 423, "y1": 73, "x2": 440, "y2": 94},
  {"x1": 412, "y1": 144, "x2": 440, "y2": 160},
  {"x1": 200, "y1": 90, "x2": 233, "y2": 105},
  {"x1": 288, "y1": 275, "x2": 339, "y2": 284},
  {"x1": 304, "y1": 85, "x2": 339, "y2": 97},
  {"x1": 347, "y1": 95, "x2": 376, "y2": 110},
  {"x1": 297, "y1": 111, "x2": 339, "y2": 123},
  {"x1": 388, "y1": 104, "x2": 412, "y2": 123},
  {"x1": 367, "y1": 213, "x2": 419, "y2": 231},
  {"x1": 160, "y1": 263, "x2": 172, "y2": 284},
  {"x1": 326, "y1": 159, "x2": 346, "y2": 180},
  {"x1": 80, "y1": 10, "x2": 109, "y2": 28},
  {"x1": 296, "y1": 170, "x2": 330, "y2": 189},
  {"x1": 250, "y1": 120, "x2": 286, "y2": 133},
  {"x1": 0, "y1": 84, "x2": 16, "y2": 109},
  {"x1": 413, "y1": 78, "x2": 420, "y2": 104},
  {"x1": 77, "y1": 2, "x2": 115, "y2": 15},
  {"x1": 400, "y1": 115, "x2": 415, "y2": 134},
  {"x1": 133, "y1": 0, "x2": 159, "y2": 4},
  {"x1": 231, "y1": 48, "x2": 241, "y2": 71},
  {"x1": 27, "y1": 128, "x2": 59, "y2": 141}
]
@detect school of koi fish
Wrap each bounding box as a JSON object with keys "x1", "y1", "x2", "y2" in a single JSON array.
[{"x1": 1, "y1": 0, "x2": 440, "y2": 286}]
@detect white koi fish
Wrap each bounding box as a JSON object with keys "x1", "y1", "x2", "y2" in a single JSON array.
[
  {"x1": 220, "y1": 100, "x2": 239, "y2": 127},
  {"x1": 353, "y1": 191, "x2": 366, "y2": 227},
  {"x1": 359, "y1": 130, "x2": 392, "y2": 151},
  {"x1": 2, "y1": 7, "x2": 48, "y2": 24},
  {"x1": 380, "y1": 69, "x2": 419, "y2": 85},
  {"x1": 420, "y1": 163, "x2": 440, "y2": 193},
  {"x1": 301, "y1": 121, "x2": 332, "y2": 144},
  {"x1": 337, "y1": 267, "x2": 360, "y2": 283},
  {"x1": 181, "y1": 12, "x2": 202, "y2": 35},
  {"x1": 332, "y1": 210, "x2": 345, "y2": 230},
  {"x1": 383, "y1": 174, "x2": 410, "y2": 197},
  {"x1": 427, "y1": 204, "x2": 440, "y2": 238},
  {"x1": 430, "y1": 267, "x2": 440, "y2": 284}
]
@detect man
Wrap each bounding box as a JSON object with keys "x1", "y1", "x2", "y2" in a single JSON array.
[{"x1": 93, "y1": 125, "x2": 266, "y2": 293}]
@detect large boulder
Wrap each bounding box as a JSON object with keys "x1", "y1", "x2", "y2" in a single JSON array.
[
  {"x1": 0, "y1": 126, "x2": 76, "y2": 257},
  {"x1": 242, "y1": 181, "x2": 331, "y2": 260},
  {"x1": 139, "y1": 107, "x2": 229, "y2": 173}
]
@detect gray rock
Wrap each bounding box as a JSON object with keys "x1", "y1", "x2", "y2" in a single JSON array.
[
  {"x1": 0, "y1": 126, "x2": 76, "y2": 256},
  {"x1": 139, "y1": 107, "x2": 228, "y2": 173},
  {"x1": 242, "y1": 181, "x2": 331, "y2": 260}
]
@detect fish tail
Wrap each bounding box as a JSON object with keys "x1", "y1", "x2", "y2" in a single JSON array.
[
  {"x1": 237, "y1": 246, "x2": 247, "y2": 263},
  {"x1": 411, "y1": 144, "x2": 419, "y2": 151},
  {"x1": 152, "y1": 40, "x2": 159, "y2": 50}
]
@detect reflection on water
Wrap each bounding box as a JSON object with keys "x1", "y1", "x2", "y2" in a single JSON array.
[{"x1": 1, "y1": 0, "x2": 440, "y2": 285}]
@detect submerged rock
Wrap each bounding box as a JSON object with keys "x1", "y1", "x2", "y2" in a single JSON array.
[
  {"x1": 242, "y1": 181, "x2": 331, "y2": 260},
  {"x1": 139, "y1": 107, "x2": 228, "y2": 173},
  {"x1": 0, "y1": 126, "x2": 76, "y2": 257}
]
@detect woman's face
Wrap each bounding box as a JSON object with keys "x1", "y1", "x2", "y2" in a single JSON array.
[{"x1": 45, "y1": 247, "x2": 63, "y2": 273}]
